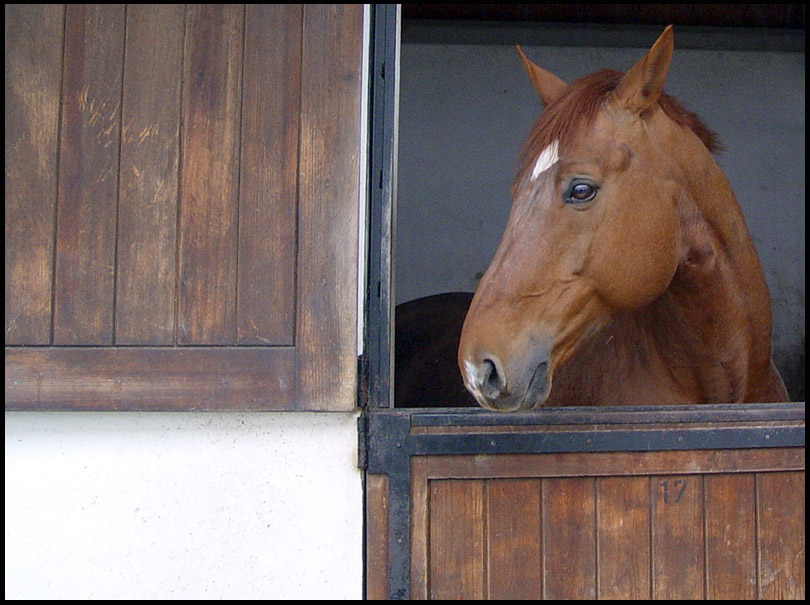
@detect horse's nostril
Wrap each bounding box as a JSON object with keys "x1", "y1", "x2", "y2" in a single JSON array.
[{"x1": 480, "y1": 358, "x2": 505, "y2": 399}]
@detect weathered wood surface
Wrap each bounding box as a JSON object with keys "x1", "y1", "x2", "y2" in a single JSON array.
[
  {"x1": 409, "y1": 448, "x2": 804, "y2": 599},
  {"x1": 5, "y1": 4, "x2": 363, "y2": 411}
]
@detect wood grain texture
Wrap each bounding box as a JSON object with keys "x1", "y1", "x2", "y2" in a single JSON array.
[
  {"x1": 366, "y1": 473, "x2": 390, "y2": 600},
  {"x1": 115, "y1": 4, "x2": 184, "y2": 345},
  {"x1": 53, "y1": 4, "x2": 125, "y2": 345},
  {"x1": 597, "y1": 476, "x2": 652, "y2": 599},
  {"x1": 295, "y1": 4, "x2": 363, "y2": 410},
  {"x1": 4, "y1": 4, "x2": 64, "y2": 345},
  {"x1": 6, "y1": 3, "x2": 365, "y2": 412},
  {"x1": 429, "y1": 480, "x2": 486, "y2": 599},
  {"x1": 410, "y1": 457, "x2": 430, "y2": 599},
  {"x1": 651, "y1": 474, "x2": 705, "y2": 599},
  {"x1": 5, "y1": 346, "x2": 295, "y2": 411},
  {"x1": 757, "y1": 471, "x2": 805, "y2": 599},
  {"x1": 408, "y1": 448, "x2": 803, "y2": 599},
  {"x1": 542, "y1": 477, "x2": 597, "y2": 599},
  {"x1": 487, "y1": 479, "x2": 542, "y2": 599},
  {"x1": 237, "y1": 4, "x2": 301, "y2": 346},
  {"x1": 705, "y1": 473, "x2": 757, "y2": 599},
  {"x1": 177, "y1": 4, "x2": 244, "y2": 344}
]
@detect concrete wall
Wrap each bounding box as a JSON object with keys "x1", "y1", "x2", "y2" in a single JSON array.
[
  {"x1": 396, "y1": 30, "x2": 805, "y2": 399},
  {"x1": 4, "y1": 412, "x2": 363, "y2": 599}
]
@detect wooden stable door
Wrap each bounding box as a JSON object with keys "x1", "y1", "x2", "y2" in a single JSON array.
[
  {"x1": 6, "y1": 4, "x2": 365, "y2": 412},
  {"x1": 411, "y1": 453, "x2": 803, "y2": 599},
  {"x1": 364, "y1": 405, "x2": 805, "y2": 599}
]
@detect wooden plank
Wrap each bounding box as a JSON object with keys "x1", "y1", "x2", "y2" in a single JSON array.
[
  {"x1": 486, "y1": 479, "x2": 542, "y2": 599},
  {"x1": 428, "y1": 480, "x2": 486, "y2": 599},
  {"x1": 4, "y1": 4, "x2": 64, "y2": 345},
  {"x1": 424, "y1": 448, "x2": 805, "y2": 479},
  {"x1": 53, "y1": 4, "x2": 125, "y2": 345},
  {"x1": 705, "y1": 473, "x2": 757, "y2": 599},
  {"x1": 295, "y1": 4, "x2": 363, "y2": 410},
  {"x1": 596, "y1": 476, "x2": 651, "y2": 599},
  {"x1": 115, "y1": 4, "x2": 184, "y2": 345},
  {"x1": 365, "y1": 473, "x2": 389, "y2": 600},
  {"x1": 651, "y1": 474, "x2": 705, "y2": 599},
  {"x1": 757, "y1": 471, "x2": 805, "y2": 599},
  {"x1": 177, "y1": 4, "x2": 244, "y2": 344},
  {"x1": 237, "y1": 4, "x2": 300, "y2": 346},
  {"x1": 5, "y1": 347, "x2": 295, "y2": 411},
  {"x1": 410, "y1": 457, "x2": 430, "y2": 599},
  {"x1": 542, "y1": 477, "x2": 596, "y2": 599}
]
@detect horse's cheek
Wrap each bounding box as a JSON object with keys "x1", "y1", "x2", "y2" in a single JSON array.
[{"x1": 588, "y1": 202, "x2": 678, "y2": 309}]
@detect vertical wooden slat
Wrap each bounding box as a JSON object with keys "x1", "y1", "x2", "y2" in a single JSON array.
[
  {"x1": 651, "y1": 474, "x2": 705, "y2": 599},
  {"x1": 177, "y1": 4, "x2": 244, "y2": 345},
  {"x1": 410, "y1": 457, "x2": 430, "y2": 599},
  {"x1": 237, "y1": 4, "x2": 300, "y2": 346},
  {"x1": 365, "y1": 473, "x2": 389, "y2": 600},
  {"x1": 705, "y1": 473, "x2": 757, "y2": 599},
  {"x1": 115, "y1": 3, "x2": 184, "y2": 345},
  {"x1": 429, "y1": 480, "x2": 486, "y2": 599},
  {"x1": 4, "y1": 4, "x2": 64, "y2": 345},
  {"x1": 542, "y1": 477, "x2": 596, "y2": 599},
  {"x1": 53, "y1": 4, "x2": 125, "y2": 345},
  {"x1": 486, "y1": 479, "x2": 542, "y2": 599},
  {"x1": 596, "y1": 476, "x2": 651, "y2": 599},
  {"x1": 296, "y1": 4, "x2": 363, "y2": 410},
  {"x1": 757, "y1": 471, "x2": 805, "y2": 599}
]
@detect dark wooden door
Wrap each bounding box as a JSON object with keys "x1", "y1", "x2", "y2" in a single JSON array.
[
  {"x1": 364, "y1": 405, "x2": 805, "y2": 599},
  {"x1": 6, "y1": 4, "x2": 365, "y2": 411}
]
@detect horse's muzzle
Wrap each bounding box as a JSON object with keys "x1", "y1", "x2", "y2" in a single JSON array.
[{"x1": 462, "y1": 349, "x2": 552, "y2": 412}]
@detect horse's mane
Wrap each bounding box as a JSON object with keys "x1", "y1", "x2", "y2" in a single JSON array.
[{"x1": 516, "y1": 69, "x2": 722, "y2": 187}]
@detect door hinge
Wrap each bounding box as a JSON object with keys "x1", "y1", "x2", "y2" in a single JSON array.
[{"x1": 357, "y1": 414, "x2": 369, "y2": 470}]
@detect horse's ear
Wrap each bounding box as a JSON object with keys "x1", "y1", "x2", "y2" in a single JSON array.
[
  {"x1": 516, "y1": 45, "x2": 567, "y2": 107},
  {"x1": 612, "y1": 25, "x2": 674, "y2": 115}
]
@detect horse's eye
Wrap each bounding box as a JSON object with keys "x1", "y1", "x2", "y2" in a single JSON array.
[{"x1": 564, "y1": 180, "x2": 599, "y2": 205}]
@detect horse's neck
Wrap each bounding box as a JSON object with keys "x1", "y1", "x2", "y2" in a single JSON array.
[
  {"x1": 554, "y1": 132, "x2": 781, "y2": 406},
  {"x1": 620, "y1": 131, "x2": 776, "y2": 403}
]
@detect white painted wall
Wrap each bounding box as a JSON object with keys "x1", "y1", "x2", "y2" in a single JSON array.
[{"x1": 4, "y1": 412, "x2": 363, "y2": 599}]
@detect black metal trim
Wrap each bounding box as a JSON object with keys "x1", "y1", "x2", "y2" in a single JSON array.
[
  {"x1": 364, "y1": 4, "x2": 399, "y2": 411},
  {"x1": 411, "y1": 402, "x2": 806, "y2": 426}
]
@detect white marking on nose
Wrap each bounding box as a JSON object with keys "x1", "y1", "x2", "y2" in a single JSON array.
[
  {"x1": 463, "y1": 360, "x2": 481, "y2": 394},
  {"x1": 532, "y1": 140, "x2": 559, "y2": 180}
]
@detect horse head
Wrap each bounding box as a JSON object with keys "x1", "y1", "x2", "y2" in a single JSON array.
[{"x1": 458, "y1": 26, "x2": 785, "y2": 411}]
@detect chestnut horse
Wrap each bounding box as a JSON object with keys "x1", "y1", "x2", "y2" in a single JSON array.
[{"x1": 458, "y1": 26, "x2": 789, "y2": 412}]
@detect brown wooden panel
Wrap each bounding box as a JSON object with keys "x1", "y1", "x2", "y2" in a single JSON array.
[
  {"x1": 295, "y1": 4, "x2": 363, "y2": 410},
  {"x1": 53, "y1": 4, "x2": 125, "y2": 345},
  {"x1": 409, "y1": 445, "x2": 803, "y2": 599},
  {"x1": 757, "y1": 471, "x2": 805, "y2": 599},
  {"x1": 705, "y1": 473, "x2": 757, "y2": 599},
  {"x1": 177, "y1": 4, "x2": 244, "y2": 345},
  {"x1": 4, "y1": 4, "x2": 64, "y2": 345},
  {"x1": 651, "y1": 475, "x2": 705, "y2": 599},
  {"x1": 542, "y1": 477, "x2": 596, "y2": 599},
  {"x1": 366, "y1": 473, "x2": 390, "y2": 600},
  {"x1": 429, "y1": 480, "x2": 486, "y2": 599},
  {"x1": 115, "y1": 4, "x2": 184, "y2": 345},
  {"x1": 596, "y1": 476, "x2": 651, "y2": 599},
  {"x1": 410, "y1": 457, "x2": 430, "y2": 599},
  {"x1": 487, "y1": 479, "x2": 542, "y2": 599},
  {"x1": 424, "y1": 447, "x2": 805, "y2": 479},
  {"x1": 237, "y1": 4, "x2": 301, "y2": 346},
  {"x1": 5, "y1": 346, "x2": 295, "y2": 411}
]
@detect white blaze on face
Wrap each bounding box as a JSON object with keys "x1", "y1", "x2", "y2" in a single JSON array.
[{"x1": 531, "y1": 140, "x2": 559, "y2": 180}]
